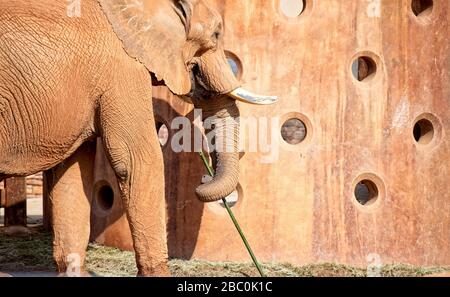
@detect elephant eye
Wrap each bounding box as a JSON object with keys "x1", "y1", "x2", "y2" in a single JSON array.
[
  {"x1": 212, "y1": 31, "x2": 220, "y2": 41},
  {"x1": 212, "y1": 21, "x2": 223, "y2": 43}
]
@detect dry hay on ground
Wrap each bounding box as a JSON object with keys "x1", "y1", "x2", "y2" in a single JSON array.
[{"x1": 0, "y1": 227, "x2": 449, "y2": 277}]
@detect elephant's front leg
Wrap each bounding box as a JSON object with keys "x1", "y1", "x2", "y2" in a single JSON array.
[
  {"x1": 46, "y1": 141, "x2": 95, "y2": 275},
  {"x1": 99, "y1": 82, "x2": 169, "y2": 276}
]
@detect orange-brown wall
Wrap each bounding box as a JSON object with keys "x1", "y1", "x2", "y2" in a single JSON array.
[{"x1": 91, "y1": 0, "x2": 450, "y2": 267}]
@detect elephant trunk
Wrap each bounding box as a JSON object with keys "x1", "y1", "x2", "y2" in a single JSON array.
[{"x1": 195, "y1": 97, "x2": 240, "y2": 202}]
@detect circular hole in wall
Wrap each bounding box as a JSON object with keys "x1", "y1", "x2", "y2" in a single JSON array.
[
  {"x1": 354, "y1": 180, "x2": 379, "y2": 206},
  {"x1": 225, "y1": 51, "x2": 243, "y2": 79},
  {"x1": 413, "y1": 118, "x2": 434, "y2": 145},
  {"x1": 411, "y1": 0, "x2": 433, "y2": 17},
  {"x1": 280, "y1": 0, "x2": 306, "y2": 18},
  {"x1": 352, "y1": 56, "x2": 377, "y2": 82},
  {"x1": 156, "y1": 121, "x2": 169, "y2": 147},
  {"x1": 352, "y1": 173, "x2": 385, "y2": 209},
  {"x1": 281, "y1": 118, "x2": 307, "y2": 145},
  {"x1": 96, "y1": 184, "x2": 114, "y2": 212}
]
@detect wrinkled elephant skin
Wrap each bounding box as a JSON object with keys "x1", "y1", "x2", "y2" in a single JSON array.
[{"x1": 0, "y1": 0, "x2": 275, "y2": 276}]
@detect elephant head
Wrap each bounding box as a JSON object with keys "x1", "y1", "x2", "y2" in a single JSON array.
[{"x1": 98, "y1": 0, "x2": 277, "y2": 202}]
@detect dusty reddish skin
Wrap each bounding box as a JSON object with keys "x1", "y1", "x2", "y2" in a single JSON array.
[{"x1": 0, "y1": 0, "x2": 243, "y2": 276}]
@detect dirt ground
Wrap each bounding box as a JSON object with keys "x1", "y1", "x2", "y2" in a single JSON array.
[{"x1": 0, "y1": 226, "x2": 449, "y2": 277}]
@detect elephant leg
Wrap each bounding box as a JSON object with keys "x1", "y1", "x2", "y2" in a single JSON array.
[
  {"x1": 99, "y1": 86, "x2": 169, "y2": 276},
  {"x1": 46, "y1": 141, "x2": 95, "y2": 275}
]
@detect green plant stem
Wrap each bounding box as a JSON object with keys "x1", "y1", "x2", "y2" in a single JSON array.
[{"x1": 198, "y1": 151, "x2": 266, "y2": 277}]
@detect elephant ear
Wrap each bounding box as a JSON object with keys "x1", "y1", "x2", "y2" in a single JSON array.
[{"x1": 97, "y1": 0, "x2": 192, "y2": 95}]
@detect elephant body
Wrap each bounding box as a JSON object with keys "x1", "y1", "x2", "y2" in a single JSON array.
[
  {"x1": 0, "y1": 0, "x2": 275, "y2": 276},
  {"x1": 1, "y1": 1, "x2": 167, "y2": 275}
]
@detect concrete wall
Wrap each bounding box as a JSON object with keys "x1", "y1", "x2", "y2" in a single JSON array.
[{"x1": 84, "y1": 0, "x2": 450, "y2": 267}]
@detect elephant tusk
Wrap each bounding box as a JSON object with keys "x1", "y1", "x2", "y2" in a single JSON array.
[{"x1": 228, "y1": 88, "x2": 278, "y2": 105}]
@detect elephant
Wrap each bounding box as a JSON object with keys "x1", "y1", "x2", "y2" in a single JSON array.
[{"x1": 0, "y1": 0, "x2": 276, "y2": 276}]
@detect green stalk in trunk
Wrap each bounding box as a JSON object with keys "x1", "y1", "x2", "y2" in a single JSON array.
[{"x1": 199, "y1": 151, "x2": 266, "y2": 277}]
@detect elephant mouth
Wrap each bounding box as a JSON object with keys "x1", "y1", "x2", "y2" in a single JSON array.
[
  {"x1": 187, "y1": 64, "x2": 219, "y2": 101},
  {"x1": 187, "y1": 64, "x2": 278, "y2": 105}
]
